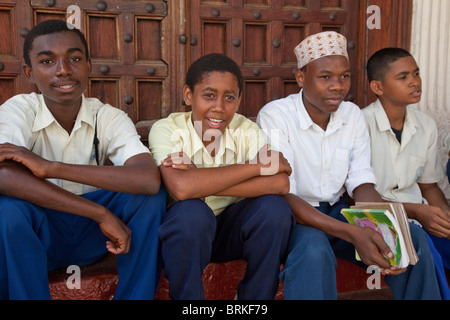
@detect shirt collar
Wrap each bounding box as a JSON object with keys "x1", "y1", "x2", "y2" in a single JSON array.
[
  {"x1": 186, "y1": 112, "x2": 237, "y2": 159},
  {"x1": 373, "y1": 98, "x2": 418, "y2": 132},
  {"x1": 32, "y1": 95, "x2": 95, "y2": 133},
  {"x1": 373, "y1": 99, "x2": 392, "y2": 132}
]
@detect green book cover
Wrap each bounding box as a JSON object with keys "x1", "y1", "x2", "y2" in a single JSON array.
[{"x1": 341, "y1": 208, "x2": 403, "y2": 267}]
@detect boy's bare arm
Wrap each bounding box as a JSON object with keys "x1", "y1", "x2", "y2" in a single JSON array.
[
  {"x1": 159, "y1": 150, "x2": 291, "y2": 200},
  {"x1": 214, "y1": 173, "x2": 290, "y2": 197},
  {"x1": 419, "y1": 183, "x2": 450, "y2": 214},
  {"x1": 352, "y1": 183, "x2": 384, "y2": 203},
  {"x1": 0, "y1": 160, "x2": 131, "y2": 254},
  {"x1": 0, "y1": 143, "x2": 161, "y2": 195}
]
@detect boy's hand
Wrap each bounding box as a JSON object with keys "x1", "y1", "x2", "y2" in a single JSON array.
[
  {"x1": 411, "y1": 203, "x2": 450, "y2": 239},
  {"x1": 97, "y1": 210, "x2": 132, "y2": 255},
  {"x1": 162, "y1": 152, "x2": 197, "y2": 171},
  {"x1": 351, "y1": 226, "x2": 407, "y2": 276},
  {"x1": 0, "y1": 143, "x2": 52, "y2": 179}
]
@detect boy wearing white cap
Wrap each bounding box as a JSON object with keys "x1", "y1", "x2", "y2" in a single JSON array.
[{"x1": 257, "y1": 31, "x2": 441, "y2": 299}]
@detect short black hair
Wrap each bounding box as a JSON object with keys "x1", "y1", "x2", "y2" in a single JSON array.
[
  {"x1": 23, "y1": 19, "x2": 89, "y2": 67},
  {"x1": 185, "y1": 53, "x2": 244, "y2": 96},
  {"x1": 367, "y1": 47, "x2": 412, "y2": 82}
]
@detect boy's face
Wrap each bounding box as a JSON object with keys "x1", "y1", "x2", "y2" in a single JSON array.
[
  {"x1": 372, "y1": 56, "x2": 422, "y2": 106},
  {"x1": 184, "y1": 71, "x2": 241, "y2": 141},
  {"x1": 23, "y1": 31, "x2": 91, "y2": 111},
  {"x1": 296, "y1": 55, "x2": 351, "y2": 117}
]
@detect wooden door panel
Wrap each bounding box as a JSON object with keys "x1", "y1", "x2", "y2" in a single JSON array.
[
  {"x1": 0, "y1": 78, "x2": 15, "y2": 104},
  {"x1": 0, "y1": 5, "x2": 17, "y2": 103},
  {"x1": 89, "y1": 79, "x2": 119, "y2": 108},
  {"x1": 243, "y1": 22, "x2": 269, "y2": 64},
  {"x1": 0, "y1": 7, "x2": 15, "y2": 56},
  {"x1": 87, "y1": 15, "x2": 119, "y2": 61}
]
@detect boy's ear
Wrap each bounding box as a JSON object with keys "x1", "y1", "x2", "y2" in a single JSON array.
[
  {"x1": 235, "y1": 94, "x2": 242, "y2": 112},
  {"x1": 369, "y1": 80, "x2": 384, "y2": 96},
  {"x1": 22, "y1": 64, "x2": 35, "y2": 84},
  {"x1": 182, "y1": 85, "x2": 192, "y2": 107},
  {"x1": 87, "y1": 58, "x2": 92, "y2": 73},
  {"x1": 295, "y1": 69, "x2": 305, "y2": 88}
]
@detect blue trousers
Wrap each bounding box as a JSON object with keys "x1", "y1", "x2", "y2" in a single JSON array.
[
  {"x1": 426, "y1": 234, "x2": 450, "y2": 299},
  {"x1": 0, "y1": 187, "x2": 166, "y2": 300},
  {"x1": 158, "y1": 195, "x2": 294, "y2": 300},
  {"x1": 447, "y1": 159, "x2": 450, "y2": 184},
  {"x1": 281, "y1": 198, "x2": 442, "y2": 300}
]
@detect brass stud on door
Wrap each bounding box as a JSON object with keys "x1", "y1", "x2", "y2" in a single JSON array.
[
  {"x1": 99, "y1": 65, "x2": 110, "y2": 75},
  {"x1": 124, "y1": 96, "x2": 134, "y2": 105},
  {"x1": 96, "y1": 1, "x2": 107, "y2": 11}
]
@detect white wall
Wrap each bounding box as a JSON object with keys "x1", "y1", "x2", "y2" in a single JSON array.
[{"x1": 410, "y1": 0, "x2": 450, "y2": 200}]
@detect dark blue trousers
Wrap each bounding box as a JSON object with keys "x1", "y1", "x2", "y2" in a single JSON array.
[
  {"x1": 158, "y1": 195, "x2": 294, "y2": 300},
  {"x1": 0, "y1": 187, "x2": 166, "y2": 300},
  {"x1": 281, "y1": 198, "x2": 442, "y2": 300},
  {"x1": 447, "y1": 159, "x2": 450, "y2": 184}
]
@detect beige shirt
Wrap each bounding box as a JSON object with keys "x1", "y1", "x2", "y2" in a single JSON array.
[
  {"x1": 0, "y1": 93, "x2": 150, "y2": 195},
  {"x1": 148, "y1": 112, "x2": 266, "y2": 215},
  {"x1": 363, "y1": 99, "x2": 445, "y2": 203}
]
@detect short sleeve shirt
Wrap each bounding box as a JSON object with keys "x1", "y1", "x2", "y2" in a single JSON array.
[
  {"x1": 363, "y1": 99, "x2": 446, "y2": 203},
  {"x1": 0, "y1": 93, "x2": 150, "y2": 195},
  {"x1": 148, "y1": 112, "x2": 266, "y2": 215},
  {"x1": 257, "y1": 89, "x2": 377, "y2": 207}
]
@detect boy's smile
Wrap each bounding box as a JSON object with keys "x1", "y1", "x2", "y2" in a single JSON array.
[
  {"x1": 184, "y1": 71, "x2": 241, "y2": 145},
  {"x1": 23, "y1": 31, "x2": 91, "y2": 114}
]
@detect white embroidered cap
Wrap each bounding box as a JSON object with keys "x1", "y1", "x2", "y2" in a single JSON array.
[{"x1": 294, "y1": 31, "x2": 349, "y2": 69}]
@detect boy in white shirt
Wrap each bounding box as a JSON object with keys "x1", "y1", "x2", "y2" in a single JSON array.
[
  {"x1": 0, "y1": 20, "x2": 166, "y2": 299},
  {"x1": 364, "y1": 47, "x2": 450, "y2": 297},
  {"x1": 257, "y1": 32, "x2": 441, "y2": 299}
]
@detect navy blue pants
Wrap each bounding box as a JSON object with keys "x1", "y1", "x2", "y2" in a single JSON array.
[
  {"x1": 0, "y1": 187, "x2": 166, "y2": 300},
  {"x1": 281, "y1": 198, "x2": 442, "y2": 300},
  {"x1": 159, "y1": 195, "x2": 294, "y2": 300},
  {"x1": 447, "y1": 159, "x2": 450, "y2": 184}
]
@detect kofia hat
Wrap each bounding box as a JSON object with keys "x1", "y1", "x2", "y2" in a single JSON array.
[{"x1": 294, "y1": 31, "x2": 349, "y2": 69}]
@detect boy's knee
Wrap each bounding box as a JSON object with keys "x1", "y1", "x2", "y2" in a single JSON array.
[
  {"x1": 287, "y1": 225, "x2": 336, "y2": 266},
  {"x1": 0, "y1": 197, "x2": 42, "y2": 233},
  {"x1": 253, "y1": 195, "x2": 294, "y2": 229},
  {"x1": 159, "y1": 199, "x2": 216, "y2": 242}
]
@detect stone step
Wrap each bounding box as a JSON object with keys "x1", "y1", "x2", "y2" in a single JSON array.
[{"x1": 48, "y1": 255, "x2": 390, "y2": 300}]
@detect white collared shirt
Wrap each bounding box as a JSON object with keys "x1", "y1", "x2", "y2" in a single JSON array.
[
  {"x1": 0, "y1": 93, "x2": 150, "y2": 195},
  {"x1": 148, "y1": 112, "x2": 266, "y2": 215},
  {"x1": 257, "y1": 89, "x2": 377, "y2": 206},
  {"x1": 363, "y1": 99, "x2": 445, "y2": 203}
]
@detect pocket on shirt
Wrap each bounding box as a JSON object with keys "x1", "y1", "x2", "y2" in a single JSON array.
[
  {"x1": 332, "y1": 148, "x2": 350, "y2": 186},
  {"x1": 408, "y1": 155, "x2": 426, "y2": 181}
]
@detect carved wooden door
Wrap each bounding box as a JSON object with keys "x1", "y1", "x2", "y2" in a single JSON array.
[
  {"x1": 188, "y1": 0, "x2": 361, "y2": 118},
  {"x1": 0, "y1": 0, "x2": 413, "y2": 128}
]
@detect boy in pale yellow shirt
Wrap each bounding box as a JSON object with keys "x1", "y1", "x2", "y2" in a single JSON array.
[{"x1": 149, "y1": 53, "x2": 294, "y2": 300}]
